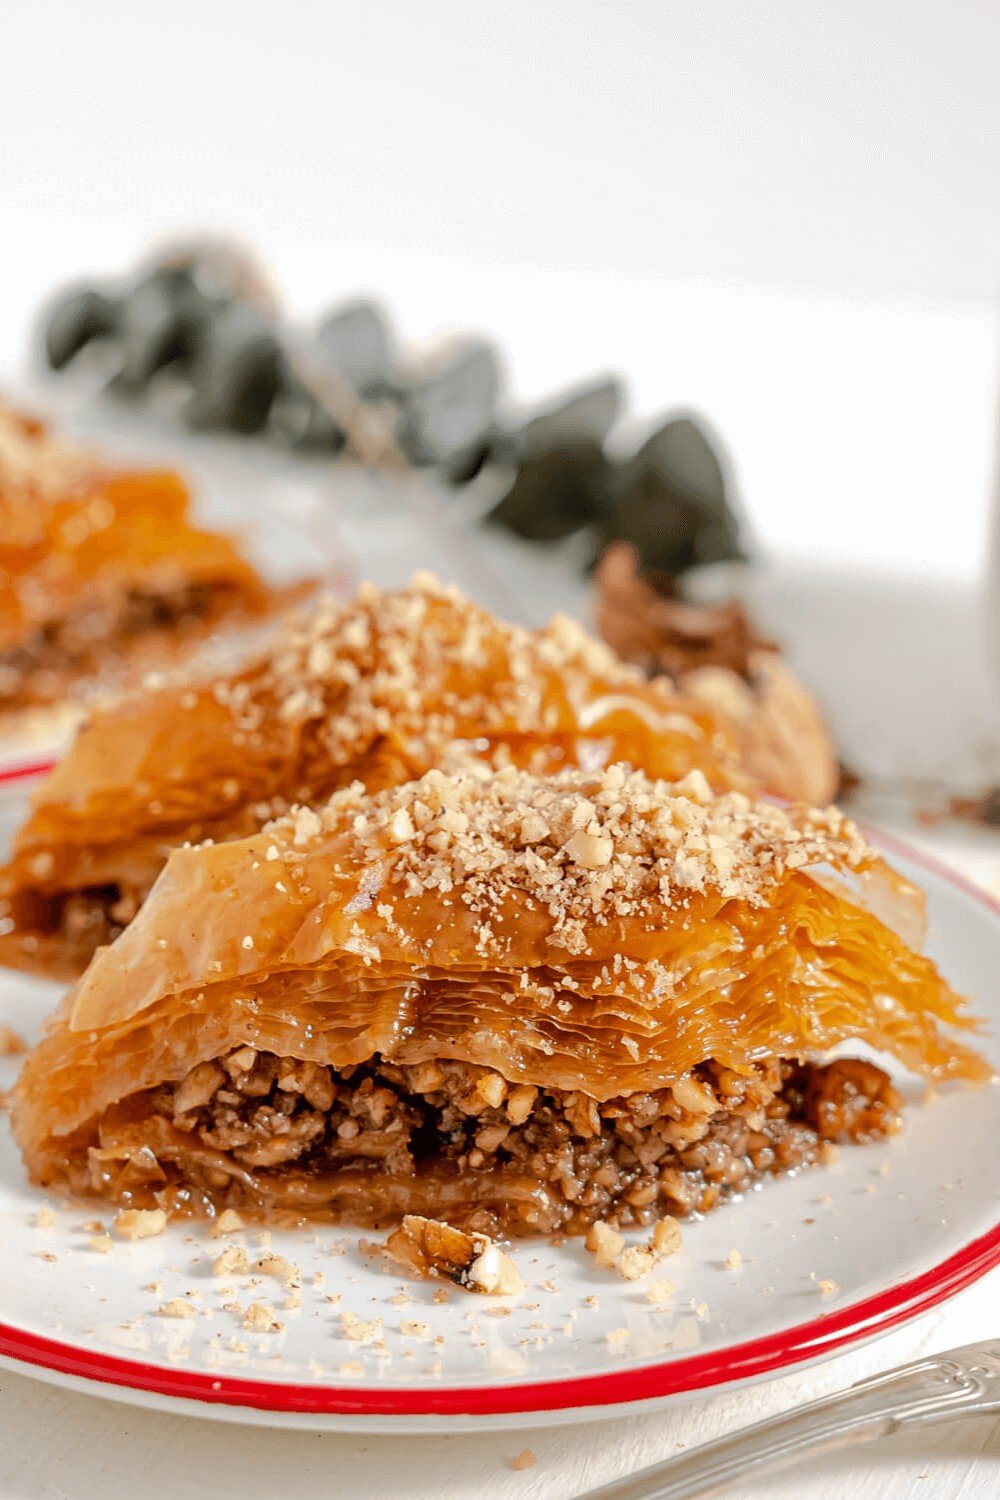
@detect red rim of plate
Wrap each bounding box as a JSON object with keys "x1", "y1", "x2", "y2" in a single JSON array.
[
  {"x1": 1, "y1": 829, "x2": 999, "y2": 1417},
  {"x1": 0, "y1": 758, "x2": 57, "y2": 787}
]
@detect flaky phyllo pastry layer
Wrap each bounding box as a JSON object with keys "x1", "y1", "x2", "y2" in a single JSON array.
[
  {"x1": 13, "y1": 766, "x2": 986, "y2": 1236},
  {"x1": 0, "y1": 575, "x2": 739, "y2": 979},
  {"x1": 0, "y1": 402, "x2": 297, "y2": 720}
]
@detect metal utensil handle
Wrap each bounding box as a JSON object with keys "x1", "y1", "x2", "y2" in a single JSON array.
[{"x1": 576, "y1": 1339, "x2": 1000, "y2": 1500}]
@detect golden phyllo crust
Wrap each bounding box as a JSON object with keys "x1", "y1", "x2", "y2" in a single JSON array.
[{"x1": 12, "y1": 766, "x2": 985, "y2": 1234}]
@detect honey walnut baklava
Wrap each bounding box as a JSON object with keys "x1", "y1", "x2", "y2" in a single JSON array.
[
  {"x1": 0, "y1": 575, "x2": 739, "y2": 980},
  {"x1": 0, "y1": 401, "x2": 302, "y2": 723},
  {"x1": 12, "y1": 765, "x2": 985, "y2": 1235}
]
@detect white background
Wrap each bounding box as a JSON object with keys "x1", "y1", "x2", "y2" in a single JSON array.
[
  {"x1": 3, "y1": 5, "x2": 1000, "y2": 1496},
  {"x1": 2, "y1": 0, "x2": 1000, "y2": 578}
]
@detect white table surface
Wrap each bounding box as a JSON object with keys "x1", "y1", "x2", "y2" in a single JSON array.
[{"x1": 0, "y1": 810, "x2": 998, "y2": 1500}]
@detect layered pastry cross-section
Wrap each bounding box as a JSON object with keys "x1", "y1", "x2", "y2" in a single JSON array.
[
  {"x1": 12, "y1": 765, "x2": 985, "y2": 1236},
  {"x1": 0, "y1": 402, "x2": 300, "y2": 723},
  {"x1": 0, "y1": 575, "x2": 738, "y2": 979}
]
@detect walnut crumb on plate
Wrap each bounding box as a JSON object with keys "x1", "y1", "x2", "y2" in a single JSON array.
[
  {"x1": 588, "y1": 1214, "x2": 681, "y2": 1277},
  {"x1": 585, "y1": 1220, "x2": 624, "y2": 1270},
  {"x1": 509, "y1": 1449, "x2": 537, "y2": 1471},
  {"x1": 113, "y1": 1208, "x2": 167, "y2": 1241},
  {"x1": 243, "y1": 1300, "x2": 282, "y2": 1332},
  {"x1": 400, "y1": 1319, "x2": 430, "y2": 1338},
  {"x1": 619, "y1": 1245, "x2": 657, "y2": 1280},
  {"x1": 210, "y1": 1209, "x2": 245, "y2": 1238},
  {"x1": 254, "y1": 1253, "x2": 300, "y2": 1286},
  {"x1": 646, "y1": 1279, "x2": 677, "y2": 1304},
  {"x1": 651, "y1": 1217, "x2": 682, "y2": 1256},
  {"x1": 384, "y1": 1215, "x2": 523, "y2": 1296},
  {"x1": 158, "y1": 1298, "x2": 197, "y2": 1319},
  {"x1": 340, "y1": 1311, "x2": 382, "y2": 1344},
  {"x1": 213, "y1": 1245, "x2": 249, "y2": 1276}
]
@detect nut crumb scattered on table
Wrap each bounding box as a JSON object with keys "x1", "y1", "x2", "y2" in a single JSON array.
[
  {"x1": 114, "y1": 1208, "x2": 167, "y2": 1241},
  {"x1": 158, "y1": 1299, "x2": 197, "y2": 1319},
  {"x1": 213, "y1": 1245, "x2": 249, "y2": 1276},
  {"x1": 210, "y1": 1209, "x2": 245, "y2": 1237}
]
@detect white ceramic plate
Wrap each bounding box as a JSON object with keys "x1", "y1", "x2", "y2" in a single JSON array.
[{"x1": 0, "y1": 834, "x2": 998, "y2": 1433}]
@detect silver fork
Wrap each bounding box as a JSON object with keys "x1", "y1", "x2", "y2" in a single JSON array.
[{"x1": 575, "y1": 1339, "x2": 1000, "y2": 1499}]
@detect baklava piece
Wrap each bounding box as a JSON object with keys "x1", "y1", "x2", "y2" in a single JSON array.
[
  {"x1": 12, "y1": 765, "x2": 985, "y2": 1234},
  {"x1": 594, "y1": 542, "x2": 839, "y2": 804},
  {"x1": 0, "y1": 402, "x2": 303, "y2": 727},
  {"x1": 0, "y1": 575, "x2": 737, "y2": 979}
]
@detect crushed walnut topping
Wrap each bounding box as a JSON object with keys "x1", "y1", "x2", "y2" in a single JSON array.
[
  {"x1": 160, "y1": 570, "x2": 715, "y2": 802},
  {"x1": 272, "y1": 761, "x2": 868, "y2": 960},
  {"x1": 259, "y1": 571, "x2": 654, "y2": 745},
  {"x1": 0, "y1": 405, "x2": 97, "y2": 505}
]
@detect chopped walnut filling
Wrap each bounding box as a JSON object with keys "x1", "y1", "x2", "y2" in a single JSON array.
[
  {"x1": 159, "y1": 1050, "x2": 418, "y2": 1174},
  {"x1": 105, "y1": 1049, "x2": 902, "y2": 1235},
  {"x1": 20, "y1": 883, "x2": 145, "y2": 963}
]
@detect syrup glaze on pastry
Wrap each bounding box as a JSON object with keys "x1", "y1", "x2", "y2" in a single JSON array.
[{"x1": 13, "y1": 765, "x2": 984, "y2": 1235}]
